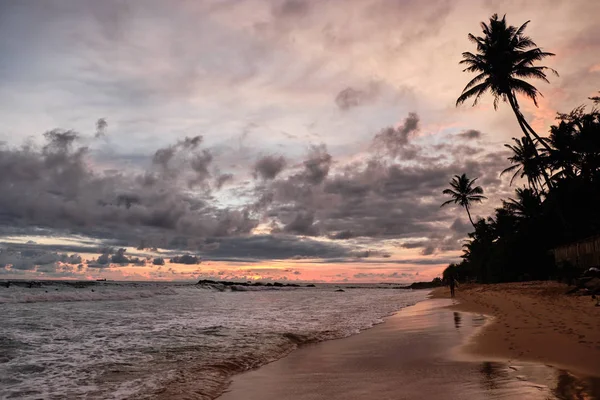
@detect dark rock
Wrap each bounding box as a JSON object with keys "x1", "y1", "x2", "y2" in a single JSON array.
[
  {"x1": 396, "y1": 280, "x2": 444, "y2": 290},
  {"x1": 335, "y1": 289, "x2": 345, "y2": 292}
]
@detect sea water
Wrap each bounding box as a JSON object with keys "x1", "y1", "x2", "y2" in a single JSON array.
[{"x1": 0, "y1": 281, "x2": 428, "y2": 399}]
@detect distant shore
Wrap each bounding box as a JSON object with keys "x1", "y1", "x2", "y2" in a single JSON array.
[{"x1": 431, "y1": 281, "x2": 600, "y2": 377}]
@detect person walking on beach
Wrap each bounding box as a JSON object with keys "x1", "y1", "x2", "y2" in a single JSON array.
[{"x1": 449, "y1": 276, "x2": 458, "y2": 298}]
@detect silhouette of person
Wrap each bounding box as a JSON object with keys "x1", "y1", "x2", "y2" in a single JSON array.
[{"x1": 449, "y1": 275, "x2": 458, "y2": 298}]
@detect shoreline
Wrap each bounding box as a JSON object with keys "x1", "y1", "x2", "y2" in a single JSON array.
[
  {"x1": 151, "y1": 288, "x2": 430, "y2": 400},
  {"x1": 431, "y1": 281, "x2": 600, "y2": 377},
  {"x1": 217, "y1": 291, "x2": 600, "y2": 399}
]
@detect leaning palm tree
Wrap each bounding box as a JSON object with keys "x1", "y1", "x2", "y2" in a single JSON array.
[
  {"x1": 441, "y1": 173, "x2": 487, "y2": 228},
  {"x1": 456, "y1": 14, "x2": 557, "y2": 186}
]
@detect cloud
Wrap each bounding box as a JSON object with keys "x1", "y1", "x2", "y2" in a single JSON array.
[
  {"x1": 335, "y1": 82, "x2": 381, "y2": 110},
  {"x1": 372, "y1": 113, "x2": 419, "y2": 158},
  {"x1": 0, "y1": 247, "x2": 84, "y2": 272},
  {"x1": 253, "y1": 113, "x2": 511, "y2": 249},
  {"x1": 199, "y1": 235, "x2": 351, "y2": 261},
  {"x1": 282, "y1": 212, "x2": 319, "y2": 236},
  {"x1": 215, "y1": 173, "x2": 234, "y2": 189},
  {"x1": 95, "y1": 118, "x2": 108, "y2": 138},
  {"x1": 458, "y1": 129, "x2": 482, "y2": 139},
  {"x1": 272, "y1": 0, "x2": 310, "y2": 18},
  {"x1": 301, "y1": 144, "x2": 332, "y2": 185},
  {"x1": 170, "y1": 254, "x2": 201, "y2": 264},
  {"x1": 0, "y1": 131, "x2": 258, "y2": 248},
  {"x1": 153, "y1": 257, "x2": 165, "y2": 265},
  {"x1": 254, "y1": 155, "x2": 286, "y2": 180}
]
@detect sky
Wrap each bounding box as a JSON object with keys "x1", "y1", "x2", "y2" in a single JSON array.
[{"x1": 0, "y1": 0, "x2": 599, "y2": 282}]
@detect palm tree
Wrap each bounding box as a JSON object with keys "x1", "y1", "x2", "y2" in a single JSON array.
[
  {"x1": 441, "y1": 173, "x2": 487, "y2": 228},
  {"x1": 504, "y1": 188, "x2": 541, "y2": 219},
  {"x1": 456, "y1": 14, "x2": 557, "y2": 185},
  {"x1": 501, "y1": 136, "x2": 544, "y2": 195}
]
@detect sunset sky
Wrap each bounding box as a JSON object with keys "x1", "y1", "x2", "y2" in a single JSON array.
[{"x1": 1, "y1": 0, "x2": 599, "y2": 282}]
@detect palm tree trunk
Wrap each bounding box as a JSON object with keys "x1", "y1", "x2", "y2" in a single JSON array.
[
  {"x1": 507, "y1": 93, "x2": 554, "y2": 190},
  {"x1": 508, "y1": 95, "x2": 570, "y2": 232},
  {"x1": 529, "y1": 178, "x2": 541, "y2": 198},
  {"x1": 507, "y1": 92, "x2": 553, "y2": 152},
  {"x1": 518, "y1": 110, "x2": 554, "y2": 153},
  {"x1": 465, "y1": 205, "x2": 476, "y2": 229}
]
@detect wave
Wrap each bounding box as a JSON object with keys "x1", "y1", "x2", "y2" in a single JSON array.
[
  {"x1": 197, "y1": 283, "x2": 300, "y2": 292},
  {"x1": 0, "y1": 287, "x2": 178, "y2": 304},
  {"x1": 141, "y1": 314, "x2": 394, "y2": 399}
]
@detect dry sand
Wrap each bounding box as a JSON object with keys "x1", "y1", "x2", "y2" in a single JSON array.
[{"x1": 432, "y1": 281, "x2": 600, "y2": 377}]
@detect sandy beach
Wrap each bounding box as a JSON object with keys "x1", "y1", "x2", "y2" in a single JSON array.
[
  {"x1": 217, "y1": 287, "x2": 600, "y2": 400},
  {"x1": 432, "y1": 281, "x2": 600, "y2": 377}
]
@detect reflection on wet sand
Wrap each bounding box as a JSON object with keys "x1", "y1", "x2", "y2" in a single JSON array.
[
  {"x1": 553, "y1": 370, "x2": 600, "y2": 400},
  {"x1": 219, "y1": 299, "x2": 600, "y2": 400},
  {"x1": 476, "y1": 361, "x2": 600, "y2": 400},
  {"x1": 453, "y1": 311, "x2": 462, "y2": 329}
]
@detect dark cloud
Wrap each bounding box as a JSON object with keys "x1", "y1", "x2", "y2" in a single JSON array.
[
  {"x1": 458, "y1": 129, "x2": 482, "y2": 139},
  {"x1": 170, "y1": 254, "x2": 201, "y2": 264},
  {"x1": 272, "y1": 0, "x2": 310, "y2": 18},
  {"x1": 95, "y1": 118, "x2": 108, "y2": 138},
  {"x1": 215, "y1": 173, "x2": 234, "y2": 189},
  {"x1": 188, "y1": 150, "x2": 213, "y2": 187},
  {"x1": 199, "y1": 235, "x2": 351, "y2": 261},
  {"x1": 420, "y1": 246, "x2": 436, "y2": 256},
  {"x1": 450, "y1": 218, "x2": 471, "y2": 234},
  {"x1": 111, "y1": 248, "x2": 130, "y2": 265},
  {"x1": 372, "y1": 113, "x2": 419, "y2": 158},
  {"x1": 0, "y1": 247, "x2": 84, "y2": 272},
  {"x1": 0, "y1": 113, "x2": 511, "y2": 267},
  {"x1": 301, "y1": 144, "x2": 332, "y2": 184},
  {"x1": 153, "y1": 257, "x2": 165, "y2": 266},
  {"x1": 400, "y1": 241, "x2": 428, "y2": 249},
  {"x1": 282, "y1": 212, "x2": 319, "y2": 236},
  {"x1": 0, "y1": 132, "x2": 257, "y2": 249},
  {"x1": 328, "y1": 230, "x2": 355, "y2": 240},
  {"x1": 253, "y1": 113, "x2": 510, "y2": 249},
  {"x1": 350, "y1": 250, "x2": 391, "y2": 258},
  {"x1": 254, "y1": 155, "x2": 286, "y2": 180},
  {"x1": 86, "y1": 247, "x2": 146, "y2": 267},
  {"x1": 335, "y1": 82, "x2": 381, "y2": 110}
]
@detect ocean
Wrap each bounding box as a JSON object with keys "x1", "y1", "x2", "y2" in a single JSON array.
[{"x1": 0, "y1": 281, "x2": 428, "y2": 399}]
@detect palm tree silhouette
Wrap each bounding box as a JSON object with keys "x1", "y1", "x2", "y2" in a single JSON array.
[
  {"x1": 504, "y1": 188, "x2": 541, "y2": 219},
  {"x1": 441, "y1": 173, "x2": 487, "y2": 228},
  {"x1": 456, "y1": 14, "x2": 557, "y2": 185},
  {"x1": 501, "y1": 137, "x2": 544, "y2": 195}
]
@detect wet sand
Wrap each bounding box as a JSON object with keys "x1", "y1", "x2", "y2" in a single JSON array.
[
  {"x1": 433, "y1": 282, "x2": 600, "y2": 377},
  {"x1": 218, "y1": 298, "x2": 600, "y2": 400}
]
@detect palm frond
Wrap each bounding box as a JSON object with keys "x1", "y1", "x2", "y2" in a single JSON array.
[{"x1": 456, "y1": 81, "x2": 492, "y2": 106}]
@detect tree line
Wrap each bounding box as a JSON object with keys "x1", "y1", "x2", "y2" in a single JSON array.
[{"x1": 441, "y1": 14, "x2": 600, "y2": 283}]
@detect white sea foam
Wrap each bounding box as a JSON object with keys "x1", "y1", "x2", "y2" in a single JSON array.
[{"x1": 0, "y1": 282, "x2": 428, "y2": 399}]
